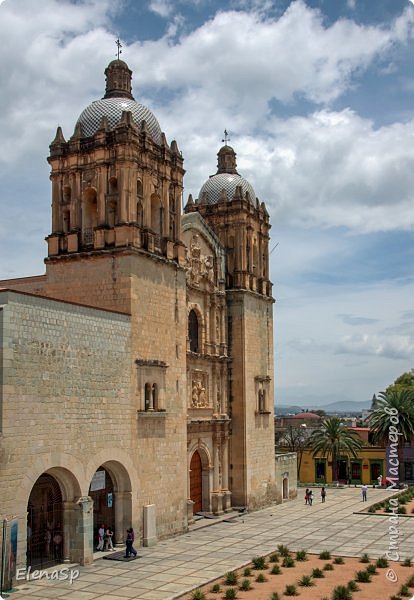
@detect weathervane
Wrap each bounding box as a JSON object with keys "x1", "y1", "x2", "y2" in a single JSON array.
[
  {"x1": 222, "y1": 129, "x2": 231, "y2": 146},
  {"x1": 115, "y1": 37, "x2": 122, "y2": 60}
]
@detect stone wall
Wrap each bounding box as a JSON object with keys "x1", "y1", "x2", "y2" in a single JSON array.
[
  {"x1": 275, "y1": 452, "x2": 298, "y2": 503},
  {"x1": 228, "y1": 289, "x2": 276, "y2": 509},
  {"x1": 0, "y1": 289, "x2": 132, "y2": 566}
]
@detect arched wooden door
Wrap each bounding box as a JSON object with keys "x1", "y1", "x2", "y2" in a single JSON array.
[{"x1": 190, "y1": 451, "x2": 203, "y2": 513}]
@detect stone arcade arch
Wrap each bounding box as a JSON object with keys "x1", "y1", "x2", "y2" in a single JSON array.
[
  {"x1": 26, "y1": 467, "x2": 85, "y2": 567},
  {"x1": 88, "y1": 460, "x2": 132, "y2": 547}
]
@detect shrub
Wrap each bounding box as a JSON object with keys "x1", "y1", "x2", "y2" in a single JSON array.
[
  {"x1": 269, "y1": 552, "x2": 280, "y2": 563},
  {"x1": 223, "y1": 588, "x2": 237, "y2": 600},
  {"x1": 406, "y1": 574, "x2": 414, "y2": 587},
  {"x1": 256, "y1": 573, "x2": 267, "y2": 583},
  {"x1": 191, "y1": 590, "x2": 206, "y2": 600},
  {"x1": 277, "y1": 544, "x2": 290, "y2": 557},
  {"x1": 366, "y1": 564, "x2": 377, "y2": 574},
  {"x1": 398, "y1": 506, "x2": 407, "y2": 514},
  {"x1": 243, "y1": 567, "x2": 252, "y2": 577},
  {"x1": 332, "y1": 585, "x2": 352, "y2": 600},
  {"x1": 211, "y1": 583, "x2": 221, "y2": 593},
  {"x1": 239, "y1": 578, "x2": 251, "y2": 591},
  {"x1": 375, "y1": 556, "x2": 389, "y2": 568},
  {"x1": 296, "y1": 550, "x2": 307, "y2": 561},
  {"x1": 284, "y1": 584, "x2": 298, "y2": 596},
  {"x1": 411, "y1": 507, "x2": 414, "y2": 514},
  {"x1": 298, "y1": 575, "x2": 314, "y2": 587},
  {"x1": 271, "y1": 565, "x2": 281, "y2": 575},
  {"x1": 367, "y1": 506, "x2": 376, "y2": 513},
  {"x1": 282, "y1": 556, "x2": 295, "y2": 568},
  {"x1": 252, "y1": 555, "x2": 267, "y2": 570},
  {"x1": 224, "y1": 572, "x2": 238, "y2": 586},
  {"x1": 399, "y1": 585, "x2": 412, "y2": 597},
  {"x1": 323, "y1": 563, "x2": 334, "y2": 571},
  {"x1": 347, "y1": 581, "x2": 359, "y2": 592},
  {"x1": 312, "y1": 567, "x2": 325, "y2": 578},
  {"x1": 319, "y1": 550, "x2": 331, "y2": 560},
  {"x1": 334, "y1": 557, "x2": 344, "y2": 564},
  {"x1": 402, "y1": 558, "x2": 412, "y2": 567},
  {"x1": 359, "y1": 553, "x2": 370, "y2": 563},
  {"x1": 389, "y1": 596, "x2": 403, "y2": 600},
  {"x1": 355, "y1": 570, "x2": 371, "y2": 583},
  {"x1": 269, "y1": 594, "x2": 281, "y2": 600}
]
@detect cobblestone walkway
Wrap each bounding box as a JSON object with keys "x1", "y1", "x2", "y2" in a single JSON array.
[{"x1": 5, "y1": 488, "x2": 414, "y2": 599}]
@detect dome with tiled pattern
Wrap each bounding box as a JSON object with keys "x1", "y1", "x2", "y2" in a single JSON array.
[
  {"x1": 76, "y1": 98, "x2": 162, "y2": 144},
  {"x1": 198, "y1": 144, "x2": 256, "y2": 205},
  {"x1": 75, "y1": 59, "x2": 162, "y2": 144},
  {"x1": 198, "y1": 173, "x2": 256, "y2": 205}
]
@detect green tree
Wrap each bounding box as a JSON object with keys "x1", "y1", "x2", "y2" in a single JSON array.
[
  {"x1": 309, "y1": 417, "x2": 362, "y2": 482},
  {"x1": 276, "y1": 425, "x2": 308, "y2": 477},
  {"x1": 368, "y1": 388, "x2": 414, "y2": 481},
  {"x1": 386, "y1": 370, "x2": 414, "y2": 394}
]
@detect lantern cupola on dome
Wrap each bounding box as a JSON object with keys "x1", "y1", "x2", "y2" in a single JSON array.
[{"x1": 198, "y1": 143, "x2": 256, "y2": 206}]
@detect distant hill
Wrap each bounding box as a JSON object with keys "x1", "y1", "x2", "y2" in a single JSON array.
[{"x1": 275, "y1": 400, "x2": 371, "y2": 415}]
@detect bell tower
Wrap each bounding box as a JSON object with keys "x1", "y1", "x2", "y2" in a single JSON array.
[
  {"x1": 46, "y1": 59, "x2": 185, "y2": 277},
  {"x1": 185, "y1": 141, "x2": 276, "y2": 510}
]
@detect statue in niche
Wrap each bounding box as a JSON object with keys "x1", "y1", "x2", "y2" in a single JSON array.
[
  {"x1": 187, "y1": 234, "x2": 215, "y2": 286},
  {"x1": 191, "y1": 376, "x2": 208, "y2": 408}
]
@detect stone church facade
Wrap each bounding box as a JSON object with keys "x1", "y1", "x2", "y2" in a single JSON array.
[{"x1": 0, "y1": 59, "x2": 278, "y2": 568}]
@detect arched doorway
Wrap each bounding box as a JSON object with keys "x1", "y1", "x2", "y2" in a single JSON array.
[
  {"x1": 27, "y1": 474, "x2": 63, "y2": 568},
  {"x1": 88, "y1": 466, "x2": 115, "y2": 547},
  {"x1": 282, "y1": 477, "x2": 289, "y2": 500},
  {"x1": 190, "y1": 451, "x2": 203, "y2": 513}
]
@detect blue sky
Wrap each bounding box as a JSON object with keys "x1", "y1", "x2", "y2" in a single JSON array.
[{"x1": 1, "y1": 0, "x2": 414, "y2": 407}]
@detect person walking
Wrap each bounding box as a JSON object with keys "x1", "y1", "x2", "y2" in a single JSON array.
[
  {"x1": 308, "y1": 490, "x2": 313, "y2": 506},
  {"x1": 377, "y1": 474, "x2": 382, "y2": 488},
  {"x1": 104, "y1": 527, "x2": 115, "y2": 551},
  {"x1": 321, "y1": 487, "x2": 326, "y2": 503},
  {"x1": 96, "y1": 524, "x2": 105, "y2": 551},
  {"x1": 362, "y1": 484, "x2": 368, "y2": 502},
  {"x1": 304, "y1": 488, "x2": 309, "y2": 505},
  {"x1": 124, "y1": 527, "x2": 137, "y2": 558}
]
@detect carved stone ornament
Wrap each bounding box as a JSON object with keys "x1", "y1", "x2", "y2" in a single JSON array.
[
  {"x1": 191, "y1": 371, "x2": 208, "y2": 408},
  {"x1": 187, "y1": 234, "x2": 214, "y2": 286}
]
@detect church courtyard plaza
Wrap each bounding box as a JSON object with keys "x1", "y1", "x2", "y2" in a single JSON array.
[{"x1": 7, "y1": 488, "x2": 414, "y2": 600}]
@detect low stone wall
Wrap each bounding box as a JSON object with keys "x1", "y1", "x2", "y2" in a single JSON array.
[{"x1": 275, "y1": 452, "x2": 298, "y2": 503}]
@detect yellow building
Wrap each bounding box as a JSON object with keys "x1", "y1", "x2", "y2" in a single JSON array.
[{"x1": 300, "y1": 445, "x2": 386, "y2": 485}]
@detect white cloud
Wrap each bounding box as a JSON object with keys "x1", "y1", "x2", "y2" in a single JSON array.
[
  {"x1": 335, "y1": 333, "x2": 414, "y2": 359},
  {"x1": 149, "y1": 0, "x2": 174, "y2": 17}
]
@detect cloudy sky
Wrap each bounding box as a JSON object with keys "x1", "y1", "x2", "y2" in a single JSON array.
[{"x1": 1, "y1": 0, "x2": 414, "y2": 407}]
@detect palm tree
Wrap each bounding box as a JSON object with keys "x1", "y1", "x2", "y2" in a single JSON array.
[
  {"x1": 309, "y1": 417, "x2": 362, "y2": 483},
  {"x1": 368, "y1": 388, "x2": 414, "y2": 482}
]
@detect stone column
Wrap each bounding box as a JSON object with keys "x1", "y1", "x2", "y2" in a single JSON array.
[
  {"x1": 118, "y1": 168, "x2": 127, "y2": 223},
  {"x1": 74, "y1": 496, "x2": 94, "y2": 566},
  {"x1": 97, "y1": 166, "x2": 106, "y2": 225},
  {"x1": 222, "y1": 436, "x2": 229, "y2": 490},
  {"x1": 51, "y1": 176, "x2": 60, "y2": 233},
  {"x1": 213, "y1": 438, "x2": 220, "y2": 491},
  {"x1": 74, "y1": 172, "x2": 82, "y2": 229}
]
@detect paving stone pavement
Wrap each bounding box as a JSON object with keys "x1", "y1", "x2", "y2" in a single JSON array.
[{"x1": 4, "y1": 488, "x2": 414, "y2": 600}]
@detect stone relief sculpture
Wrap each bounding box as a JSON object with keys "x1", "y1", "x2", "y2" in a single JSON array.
[
  {"x1": 191, "y1": 371, "x2": 208, "y2": 407},
  {"x1": 187, "y1": 234, "x2": 214, "y2": 286}
]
